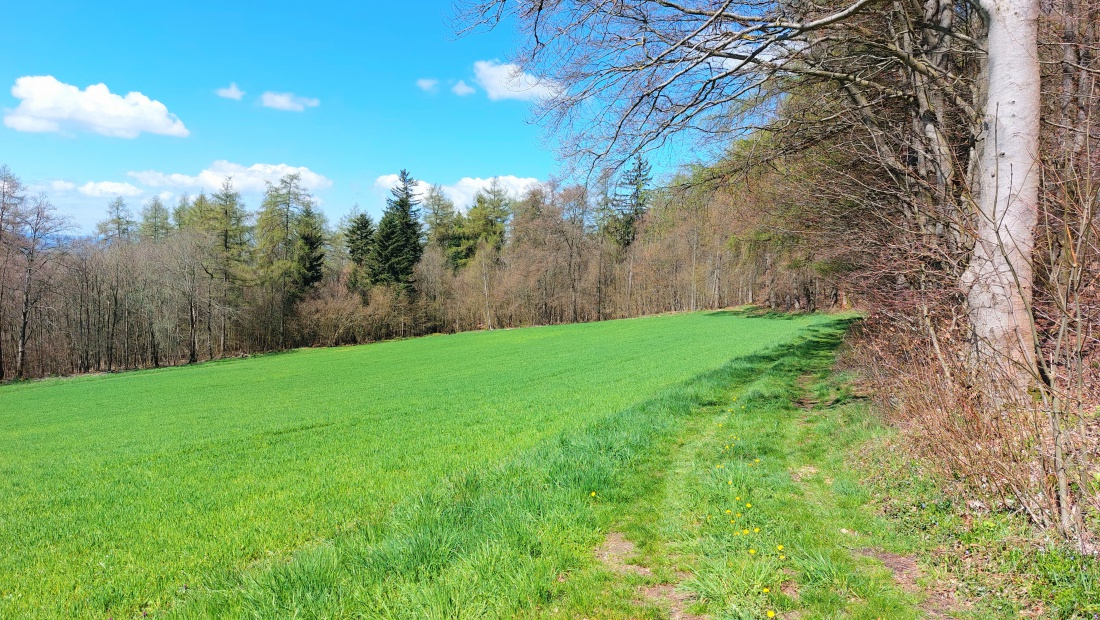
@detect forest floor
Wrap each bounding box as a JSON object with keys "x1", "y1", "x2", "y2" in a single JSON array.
[{"x1": 2, "y1": 312, "x2": 1096, "y2": 618}]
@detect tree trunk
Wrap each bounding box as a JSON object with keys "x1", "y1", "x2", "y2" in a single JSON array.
[
  {"x1": 15, "y1": 265, "x2": 32, "y2": 379},
  {"x1": 961, "y1": 0, "x2": 1041, "y2": 392}
]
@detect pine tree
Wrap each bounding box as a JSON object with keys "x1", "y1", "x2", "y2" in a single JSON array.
[{"x1": 368, "y1": 169, "x2": 424, "y2": 292}]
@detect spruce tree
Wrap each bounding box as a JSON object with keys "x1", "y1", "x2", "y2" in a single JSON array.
[
  {"x1": 368, "y1": 169, "x2": 424, "y2": 292},
  {"x1": 293, "y1": 204, "x2": 326, "y2": 290},
  {"x1": 606, "y1": 155, "x2": 652, "y2": 249},
  {"x1": 345, "y1": 212, "x2": 376, "y2": 267}
]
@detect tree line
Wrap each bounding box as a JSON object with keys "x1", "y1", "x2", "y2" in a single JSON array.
[{"x1": 0, "y1": 157, "x2": 834, "y2": 381}]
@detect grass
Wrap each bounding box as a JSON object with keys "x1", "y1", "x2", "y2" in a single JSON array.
[
  {"x1": 0, "y1": 311, "x2": 833, "y2": 618},
  {"x1": 11, "y1": 310, "x2": 1082, "y2": 619}
]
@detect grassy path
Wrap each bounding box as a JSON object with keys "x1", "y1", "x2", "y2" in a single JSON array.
[{"x1": 526, "y1": 321, "x2": 942, "y2": 620}]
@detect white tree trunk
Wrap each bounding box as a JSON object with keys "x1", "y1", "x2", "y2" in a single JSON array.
[{"x1": 961, "y1": 0, "x2": 1041, "y2": 389}]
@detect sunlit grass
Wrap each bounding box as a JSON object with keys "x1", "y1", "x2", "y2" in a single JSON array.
[{"x1": 0, "y1": 312, "x2": 830, "y2": 618}]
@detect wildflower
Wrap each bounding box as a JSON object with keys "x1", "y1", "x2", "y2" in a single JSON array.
[
  {"x1": 749, "y1": 549, "x2": 756, "y2": 555},
  {"x1": 746, "y1": 503, "x2": 752, "y2": 508},
  {"x1": 767, "y1": 612, "x2": 776, "y2": 618},
  {"x1": 777, "y1": 545, "x2": 784, "y2": 551},
  {"x1": 763, "y1": 587, "x2": 770, "y2": 593},
  {"x1": 725, "y1": 509, "x2": 732, "y2": 514},
  {"x1": 736, "y1": 496, "x2": 741, "y2": 500},
  {"x1": 590, "y1": 492, "x2": 596, "y2": 497},
  {"x1": 754, "y1": 528, "x2": 760, "y2": 533},
  {"x1": 779, "y1": 555, "x2": 786, "y2": 560},
  {"x1": 736, "y1": 513, "x2": 742, "y2": 517},
  {"x1": 728, "y1": 480, "x2": 733, "y2": 485},
  {"x1": 742, "y1": 529, "x2": 749, "y2": 535},
  {"x1": 755, "y1": 459, "x2": 760, "y2": 463}
]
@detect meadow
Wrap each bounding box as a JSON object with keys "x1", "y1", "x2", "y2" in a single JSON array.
[{"x1": 0, "y1": 312, "x2": 831, "y2": 618}]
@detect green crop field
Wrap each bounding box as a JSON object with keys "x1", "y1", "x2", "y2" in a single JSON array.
[{"x1": 0, "y1": 312, "x2": 832, "y2": 618}]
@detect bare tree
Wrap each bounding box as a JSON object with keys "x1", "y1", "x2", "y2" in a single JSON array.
[{"x1": 11, "y1": 195, "x2": 70, "y2": 379}]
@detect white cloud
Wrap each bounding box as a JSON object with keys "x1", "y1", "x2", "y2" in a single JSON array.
[
  {"x1": 79, "y1": 181, "x2": 143, "y2": 198},
  {"x1": 50, "y1": 180, "x2": 76, "y2": 192},
  {"x1": 260, "y1": 91, "x2": 320, "y2": 112},
  {"x1": 3, "y1": 75, "x2": 189, "y2": 138},
  {"x1": 451, "y1": 80, "x2": 476, "y2": 96},
  {"x1": 472, "y1": 60, "x2": 559, "y2": 102},
  {"x1": 416, "y1": 78, "x2": 439, "y2": 93},
  {"x1": 374, "y1": 173, "x2": 540, "y2": 212},
  {"x1": 130, "y1": 160, "x2": 332, "y2": 194},
  {"x1": 215, "y1": 82, "x2": 245, "y2": 100}
]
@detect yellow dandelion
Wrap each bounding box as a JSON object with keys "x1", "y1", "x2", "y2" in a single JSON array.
[
  {"x1": 749, "y1": 549, "x2": 757, "y2": 555},
  {"x1": 728, "y1": 480, "x2": 733, "y2": 485},
  {"x1": 742, "y1": 529, "x2": 749, "y2": 535},
  {"x1": 746, "y1": 503, "x2": 752, "y2": 508},
  {"x1": 725, "y1": 509, "x2": 732, "y2": 514},
  {"x1": 754, "y1": 528, "x2": 760, "y2": 533},
  {"x1": 779, "y1": 555, "x2": 786, "y2": 560},
  {"x1": 763, "y1": 587, "x2": 770, "y2": 593},
  {"x1": 767, "y1": 611, "x2": 776, "y2": 618},
  {"x1": 777, "y1": 545, "x2": 784, "y2": 551},
  {"x1": 755, "y1": 459, "x2": 760, "y2": 463},
  {"x1": 736, "y1": 512, "x2": 742, "y2": 517},
  {"x1": 590, "y1": 491, "x2": 596, "y2": 497},
  {"x1": 736, "y1": 496, "x2": 741, "y2": 500}
]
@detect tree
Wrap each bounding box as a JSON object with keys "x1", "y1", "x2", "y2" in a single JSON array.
[
  {"x1": 139, "y1": 196, "x2": 172, "y2": 242},
  {"x1": 12, "y1": 195, "x2": 70, "y2": 378},
  {"x1": 345, "y1": 211, "x2": 376, "y2": 267},
  {"x1": 452, "y1": 179, "x2": 512, "y2": 267},
  {"x1": 97, "y1": 197, "x2": 136, "y2": 243},
  {"x1": 256, "y1": 173, "x2": 314, "y2": 347},
  {"x1": 0, "y1": 166, "x2": 26, "y2": 380},
  {"x1": 368, "y1": 169, "x2": 424, "y2": 291},
  {"x1": 607, "y1": 155, "x2": 652, "y2": 249},
  {"x1": 422, "y1": 184, "x2": 459, "y2": 254},
  {"x1": 293, "y1": 204, "x2": 326, "y2": 291}
]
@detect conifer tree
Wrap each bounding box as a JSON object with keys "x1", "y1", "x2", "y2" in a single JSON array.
[
  {"x1": 606, "y1": 155, "x2": 652, "y2": 249},
  {"x1": 345, "y1": 212, "x2": 376, "y2": 267},
  {"x1": 293, "y1": 204, "x2": 326, "y2": 290},
  {"x1": 368, "y1": 169, "x2": 424, "y2": 292},
  {"x1": 97, "y1": 197, "x2": 137, "y2": 243},
  {"x1": 138, "y1": 196, "x2": 172, "y2": 242}
]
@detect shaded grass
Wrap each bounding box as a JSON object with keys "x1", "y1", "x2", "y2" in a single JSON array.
[
  {"x1": 862, "y1": 433, "x2": 1100, "y2": 618},
  {"x1": 0, "y1": 312, "x2": 832, "y2": 618}
]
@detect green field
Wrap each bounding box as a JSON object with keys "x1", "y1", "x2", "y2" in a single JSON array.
[{"x1": 0, "y1": 312, "x2": 832, "y2": 618}]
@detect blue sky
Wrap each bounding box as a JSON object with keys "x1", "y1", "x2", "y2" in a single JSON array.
[{"x1": 0, "y1": 1, "x2": 559, "y2": 230}]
